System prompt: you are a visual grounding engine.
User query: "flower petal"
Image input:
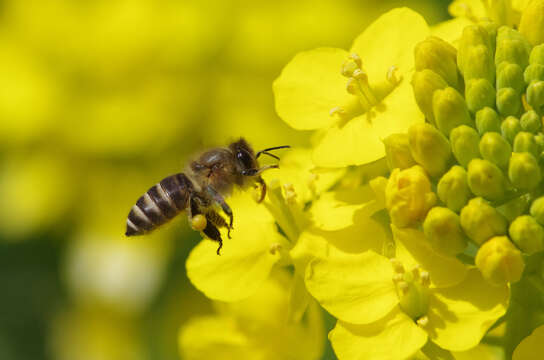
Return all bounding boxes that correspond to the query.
[350,8,429,85]
[186,192,288,301]
[428,268,509,351]
[392,225,468,288]
[513,325,544,360]
[431,18,473,46]
[330,308,428,360]
[273,47,351,130]
[313,79,423,167]
[305,249,398,324]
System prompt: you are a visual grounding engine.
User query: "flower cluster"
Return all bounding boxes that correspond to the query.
[179,2,544,360]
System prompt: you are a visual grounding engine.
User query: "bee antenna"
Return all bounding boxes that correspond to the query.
[256,145,290,159]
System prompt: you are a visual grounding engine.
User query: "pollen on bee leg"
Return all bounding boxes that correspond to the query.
[191,214,207,231]
[416,315,429,327]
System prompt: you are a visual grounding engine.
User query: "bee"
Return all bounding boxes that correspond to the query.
[125,138,289,255]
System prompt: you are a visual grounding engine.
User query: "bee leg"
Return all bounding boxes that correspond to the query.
[202,220,223,255]
[255,176,266,203]
[206,186,233,236]
[205,210,231,239]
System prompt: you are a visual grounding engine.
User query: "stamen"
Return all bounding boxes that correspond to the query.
[349,53,362,68]
[392,273,404,283]
[330,106,347,118]
[283,183,297,205]
[398,281,409,294]
[390,258,405,274]
[387,66,402,85]
[417,315,429,327]
[269,242,283,255]
[420,271,430,287]
[352,69,378,106]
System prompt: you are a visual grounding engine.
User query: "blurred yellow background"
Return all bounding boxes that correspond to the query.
[0,1,451,359]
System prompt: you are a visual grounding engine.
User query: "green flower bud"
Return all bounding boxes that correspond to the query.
[475,236,525,285]
[519,0,544,47]
[458,25,493,77]
[478,20,498,53]
[497,195,530,222]
[520,110,542,133]
[476,107,501,134]
[383,133,416,171]
[508,152,542,190]
[527,81,544,115]
[432,87,473,136]
[530,44,544,65]
[408,123,452,177]
[437,165,472,212]
[509,215,544,254]
[467,159,508,201]
[411,70,449,125]
[479,132,512,169]
[450,125,481,167]
[465,78,496,113]
[385,166,437,228]
[495,27,530,68]
[460,198,508,245]
[415,37,459,89]
[534,133,544,152]
[497,87,522,117]
[513,131,539,157]
[524,64,544,84]
[496,62,525,93]
[530,196,544,225]
[423,207,468,256]
[465,45,496,83]
[501,116,522,143]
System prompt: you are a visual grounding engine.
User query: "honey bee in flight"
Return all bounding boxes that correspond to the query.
[125,138,289,255]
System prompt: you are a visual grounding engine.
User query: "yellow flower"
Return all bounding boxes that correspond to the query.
[513,324,544,360]
[178,271,324,360]
[273,8,429,167]
[305,241,508,360]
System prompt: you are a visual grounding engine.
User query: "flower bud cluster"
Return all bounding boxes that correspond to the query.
[384,22,544,285]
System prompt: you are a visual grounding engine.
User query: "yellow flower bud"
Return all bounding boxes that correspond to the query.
[524,64,544,84]
[520,110,542,133]
[450,125,481,167]
[458,25,494,78]
[476,107,501,135]
[460,198,508,245]
[383,133,416,170]
[497,87,522,117]
[479,132,512,169]
[501,116,522,143]
[463,45,496,83]
[437,165,472,212]
[475,236,525,286]
[408,123,452,177]
[530,44,544,65]
[495,27,531,68]
[519,0,544,46]
[508,152,542,191]
[509,215,544,254]
[411,69,448,125]
[423,207,468,256]
[467,159,508,201]
[414,37,459,89]
[513,131,539,157]
[465,78,496,114]
[432,87,473,136]
[385,166,437,228]
[530,196,544,225]
[496,62,524,94]
[527,81,544,115]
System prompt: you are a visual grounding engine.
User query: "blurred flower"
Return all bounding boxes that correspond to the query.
[178,270,324,360]
[513,324,544,360]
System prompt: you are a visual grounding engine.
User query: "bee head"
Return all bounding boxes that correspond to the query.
[230,138,258,172]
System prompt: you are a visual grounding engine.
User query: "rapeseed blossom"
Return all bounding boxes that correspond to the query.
[273,8,428,167]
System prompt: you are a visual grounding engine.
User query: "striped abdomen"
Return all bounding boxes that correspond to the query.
[126,173,193,236]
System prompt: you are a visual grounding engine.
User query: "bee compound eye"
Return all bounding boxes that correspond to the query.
[237,150,253,169]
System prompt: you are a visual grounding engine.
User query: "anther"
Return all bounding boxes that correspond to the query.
[387,65,403,85]
[346,77,360,95]
[330,106,347,118]
[392,273,404,283]
[283,183,297,205]
[269,243,283,255]
[417,316,429,327]
[420,271,430,287]
[350,53,362,68]
[398,281,409,294]
[411,266,421,280]
[390,258,405,274]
